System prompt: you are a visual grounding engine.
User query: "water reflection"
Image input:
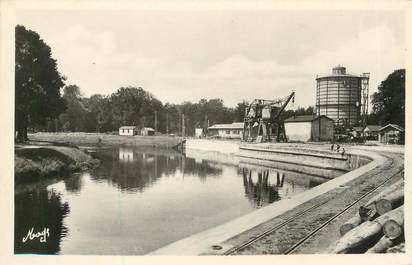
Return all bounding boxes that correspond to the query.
[347,154,369,170]
[15,188,70,254]
[91,148,223,193]
[119,147,134,162]
[63,174,83,194]
[242,168,280,208]
[240,166,327,208]
[14,147,335,255]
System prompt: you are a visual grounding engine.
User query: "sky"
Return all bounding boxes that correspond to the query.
[16,9,405,108]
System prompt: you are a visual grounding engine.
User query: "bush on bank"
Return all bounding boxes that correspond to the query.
[15,146,99,183]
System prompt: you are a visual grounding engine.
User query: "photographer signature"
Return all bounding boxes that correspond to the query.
[22,227,50,243]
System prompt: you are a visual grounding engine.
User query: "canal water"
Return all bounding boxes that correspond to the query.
[15,147,336,255]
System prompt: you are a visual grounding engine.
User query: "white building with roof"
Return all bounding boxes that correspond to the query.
[207,122,244,139]
[119,126,137,136]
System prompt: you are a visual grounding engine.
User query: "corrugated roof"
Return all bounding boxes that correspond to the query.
[284,115,333,123]
[142,127,155,131]
[208,122,244,130]
[379,124,404,132]
[119,126,136,129]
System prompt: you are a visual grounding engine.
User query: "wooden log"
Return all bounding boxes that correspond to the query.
[340,215,362,236]
[375,189,404,216]
[366,236,395,253]
[359,180,404,221]
[374,206,403,227]
[387,242,405,253]
[383,219,403,240]
[333,206,404,254]
[333,221,381,254]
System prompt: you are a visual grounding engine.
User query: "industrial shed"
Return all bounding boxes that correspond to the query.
[379,124,404,144]
[284,115,334,142]
[364,125,381,140]
[141,127,155,136]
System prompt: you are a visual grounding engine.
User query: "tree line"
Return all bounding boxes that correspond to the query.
[15,25,405,142]
[51,84,244,135]
[28,83,317,137]
[40,83,322,136]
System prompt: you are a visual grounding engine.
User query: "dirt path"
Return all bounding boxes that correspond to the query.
[221,151,404,255]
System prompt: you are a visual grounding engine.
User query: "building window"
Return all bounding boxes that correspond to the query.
[226,130,230,134]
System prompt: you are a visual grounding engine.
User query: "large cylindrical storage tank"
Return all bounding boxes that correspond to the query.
[316,66,362,127]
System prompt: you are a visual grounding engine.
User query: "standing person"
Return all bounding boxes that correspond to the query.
[331,143,334,151]
[336,144,340,152]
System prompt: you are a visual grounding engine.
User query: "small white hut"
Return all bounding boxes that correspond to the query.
[119,126,137,136]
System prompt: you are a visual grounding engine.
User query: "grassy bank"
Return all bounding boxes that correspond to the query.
[29,132,182,148]
[15,146,99,183]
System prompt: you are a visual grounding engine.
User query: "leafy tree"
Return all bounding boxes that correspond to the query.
[234,101,249,122]
[82,94,112,132]
[58,85,87,132]
[163,103,180,134]
[293,106,315,116]
[371,69,405,127]
[109,86,163,131]
[15,25,66,142]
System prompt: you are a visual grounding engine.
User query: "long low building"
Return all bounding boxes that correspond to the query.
[207,122,244,139]
[284,115,334,142]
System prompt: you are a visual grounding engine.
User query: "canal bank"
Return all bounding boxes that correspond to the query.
[15,144,99,184]
[28,132,183,149]
[15,145,324,255]
[224,150,404,255]
[150,140,403,255]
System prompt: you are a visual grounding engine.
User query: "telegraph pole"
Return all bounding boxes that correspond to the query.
[166,112,169,135]
[154,111,157,132]
[182,114,185,139]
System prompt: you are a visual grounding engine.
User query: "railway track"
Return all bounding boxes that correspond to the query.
[223,154,403,255]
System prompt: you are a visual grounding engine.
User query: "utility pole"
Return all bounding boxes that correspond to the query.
[182,113,185,139]
[166,112,169,135]
[154,111,157,132]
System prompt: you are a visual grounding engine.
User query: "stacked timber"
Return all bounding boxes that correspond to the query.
[359,179,404,221]
[332,176,404,254]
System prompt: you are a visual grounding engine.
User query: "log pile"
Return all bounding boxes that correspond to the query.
[332,176,405,254]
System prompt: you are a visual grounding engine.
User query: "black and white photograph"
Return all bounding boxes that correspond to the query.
[0,0,410,264]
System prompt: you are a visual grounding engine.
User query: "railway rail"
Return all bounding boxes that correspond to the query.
[223,154,402,255]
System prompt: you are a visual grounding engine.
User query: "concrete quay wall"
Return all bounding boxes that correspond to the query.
[149,146,384,255]
[238,145,369,172]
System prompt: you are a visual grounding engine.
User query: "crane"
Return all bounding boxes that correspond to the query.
[242,92,295,143]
